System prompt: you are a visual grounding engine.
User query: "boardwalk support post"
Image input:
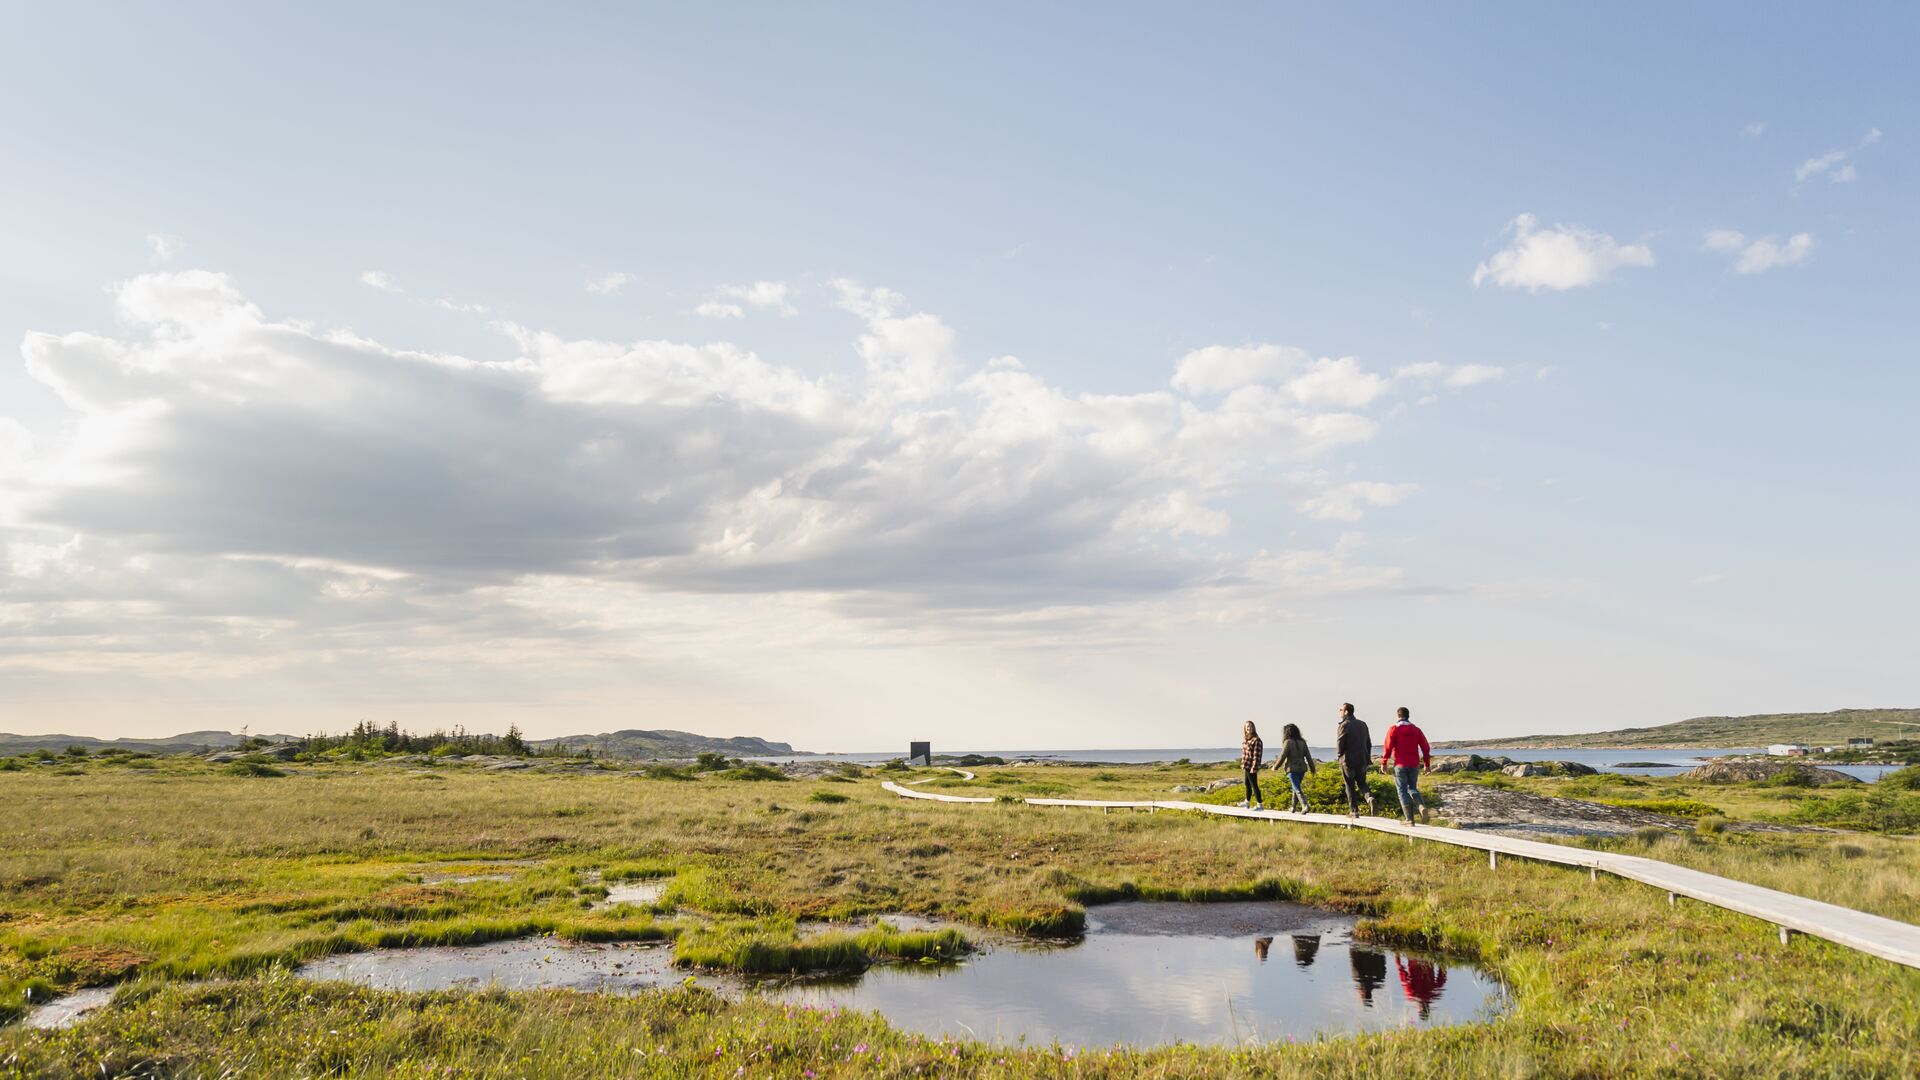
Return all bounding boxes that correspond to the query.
[1489,850,1498,870]
[1590,866,1598,883]
[1780,926,1795,946]
[1669,892,1678,907]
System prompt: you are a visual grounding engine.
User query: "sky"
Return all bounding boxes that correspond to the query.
[1,4,1915,750]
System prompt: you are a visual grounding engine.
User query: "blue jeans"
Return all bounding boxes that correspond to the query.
[1286,770,1309,811]
[1393,766,1426,820]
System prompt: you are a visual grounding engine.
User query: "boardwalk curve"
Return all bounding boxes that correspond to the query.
[882,774,1920,970]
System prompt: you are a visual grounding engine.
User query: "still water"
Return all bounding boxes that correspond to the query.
[286,902,1502,1047]
[765,901,1504,1046]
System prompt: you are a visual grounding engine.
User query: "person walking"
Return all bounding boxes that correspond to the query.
[1239,721,1265,809]
[1381,706,1433,824]
[1334,703,1375,816]
[1274,722,1316,812]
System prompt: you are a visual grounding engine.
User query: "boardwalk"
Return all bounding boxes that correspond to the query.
[882,774,1920,970]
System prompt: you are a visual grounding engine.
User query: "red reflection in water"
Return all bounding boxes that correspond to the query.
[1396,956,1448,1019]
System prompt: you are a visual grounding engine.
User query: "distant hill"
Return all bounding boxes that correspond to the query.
[1440,708,1920,750]
[1,726,800,759]
[528,728,801,759]
[0,730,300,755]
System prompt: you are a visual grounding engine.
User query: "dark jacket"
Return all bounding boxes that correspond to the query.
[1276,737,1316,775]
[1335,715,1371,771]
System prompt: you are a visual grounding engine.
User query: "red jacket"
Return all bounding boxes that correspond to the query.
[1381,721,1430,770]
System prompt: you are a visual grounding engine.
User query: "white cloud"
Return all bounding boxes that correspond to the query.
[1444,364,1505,387]
[1741,121,1767,138]
[2,270,1501,691]
[1393,361,1505,388]
[1795,151,1854,184]
[1704,229,1814,274]
[145,232,184,261]
[1285,356,1388,408]
[359,270,397,290]
[696,281,797,319]
[1795,130,1880,187]
[1299,481,1417,522]
[1171,344,1306,394]
[585,272,633,296]
[1472,213,1655,292]
[717,280,796,316]
[833,279,960,403]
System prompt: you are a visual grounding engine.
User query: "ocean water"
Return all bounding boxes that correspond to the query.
[757,745,1897,782]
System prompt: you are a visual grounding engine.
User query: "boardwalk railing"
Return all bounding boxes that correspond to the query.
[882,774,1920,970]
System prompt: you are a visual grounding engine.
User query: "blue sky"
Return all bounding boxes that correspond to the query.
[1,4,1914,748]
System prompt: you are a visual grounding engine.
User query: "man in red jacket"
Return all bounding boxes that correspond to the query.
[1380,706,1432,824]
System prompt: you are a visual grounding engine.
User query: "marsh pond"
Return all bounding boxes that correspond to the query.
[278,900,1503,1048]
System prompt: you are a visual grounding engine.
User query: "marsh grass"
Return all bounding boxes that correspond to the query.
[1,757,1917,1076]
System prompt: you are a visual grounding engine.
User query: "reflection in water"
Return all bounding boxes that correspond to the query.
[768,904,1501,1046]
[1350,946,1388,1006]
[1292,933,1321,969]
[1398,956,1448,1019]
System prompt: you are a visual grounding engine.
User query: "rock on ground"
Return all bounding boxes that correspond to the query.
[1430,754,1597,777]
[1685,760,1860,785]
[1433,784,1691,838]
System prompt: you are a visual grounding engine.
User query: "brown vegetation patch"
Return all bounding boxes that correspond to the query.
[48,943,154,984]
[371,885,459,906]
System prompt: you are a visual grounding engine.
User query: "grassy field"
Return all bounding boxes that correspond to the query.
[1440,707,1920,749]
[2,753,1918,1077]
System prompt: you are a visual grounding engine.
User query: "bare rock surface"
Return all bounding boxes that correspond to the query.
[1430,754,1597,777]
[1433,784,1691,838]
[1434,785,1835,838]
[1685,760,1860,785]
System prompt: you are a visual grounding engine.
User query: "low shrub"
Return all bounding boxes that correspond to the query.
[717,765,787,782]
[807,790,850,804]
[226,762,288,778]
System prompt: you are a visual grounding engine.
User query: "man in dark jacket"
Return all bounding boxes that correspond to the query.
[1334,703,1375,816]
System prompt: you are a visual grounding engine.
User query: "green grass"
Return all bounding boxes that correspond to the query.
[1,755,1917,1076]
[1597,797,1725,818]
[672,919,967,973]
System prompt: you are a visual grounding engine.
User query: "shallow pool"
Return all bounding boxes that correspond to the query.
[764,901,1503,1046]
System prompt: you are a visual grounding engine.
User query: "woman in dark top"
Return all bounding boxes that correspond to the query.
[1274,722,1317,812]
[1239,721,1264,809]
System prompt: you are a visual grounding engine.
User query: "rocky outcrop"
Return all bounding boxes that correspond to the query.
[1685,760,1860,785]
[1171,778,1242,794]
[1429,754,1597,777]
[1434,784,1691,837]
[205,742,301,763]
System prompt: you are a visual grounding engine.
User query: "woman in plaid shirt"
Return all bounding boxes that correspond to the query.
[1240,721,1265,809]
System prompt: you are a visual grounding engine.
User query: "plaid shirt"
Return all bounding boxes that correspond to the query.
[1240,734,1263,771]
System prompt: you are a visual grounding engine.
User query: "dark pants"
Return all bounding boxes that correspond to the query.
[1243,769,1263,806]
[1339,763,1372,814]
